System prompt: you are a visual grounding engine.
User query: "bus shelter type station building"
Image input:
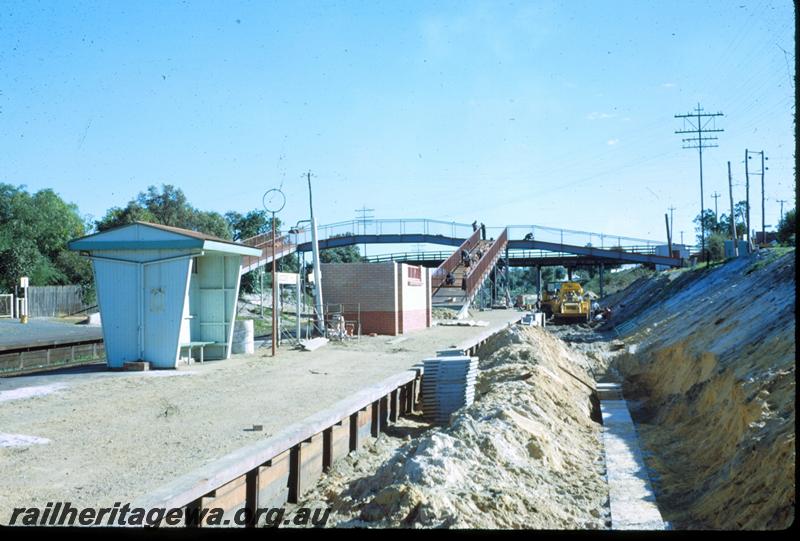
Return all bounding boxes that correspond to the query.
[69,222,261,369]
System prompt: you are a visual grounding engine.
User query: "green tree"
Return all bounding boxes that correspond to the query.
[716,201,749,239]
[225,210,271,241]
[319,234,363,263]
[777,208,795,245]
[0,184,91,292]
[96,184,231,239]
[693,208,722,246]
[707,232,726,260]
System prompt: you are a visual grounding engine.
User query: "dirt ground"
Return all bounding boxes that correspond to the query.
[0,310,519,523]
[288,325,610,529]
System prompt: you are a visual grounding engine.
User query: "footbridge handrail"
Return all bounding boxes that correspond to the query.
[289,218,664,251]
[431,228,482,291]
[465,228,508,295]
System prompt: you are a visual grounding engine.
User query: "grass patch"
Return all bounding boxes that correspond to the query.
[747,246,795,274]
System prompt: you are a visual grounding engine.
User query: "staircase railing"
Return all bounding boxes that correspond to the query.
[464,228,508,298]
[430,228,482,292]
[240,231,296,272]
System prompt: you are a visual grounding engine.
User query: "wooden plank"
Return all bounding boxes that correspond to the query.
[329,421,350,465]
[199,474,247,525]
[298,434,324,496]
[257,451,290,508]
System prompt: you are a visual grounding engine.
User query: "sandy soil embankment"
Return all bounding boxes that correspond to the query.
[607,249,795,529]
[291,326,609,528]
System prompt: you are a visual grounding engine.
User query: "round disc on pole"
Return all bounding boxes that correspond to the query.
[263,188,286,213]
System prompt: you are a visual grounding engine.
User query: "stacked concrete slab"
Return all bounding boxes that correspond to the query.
[422,355,478,424]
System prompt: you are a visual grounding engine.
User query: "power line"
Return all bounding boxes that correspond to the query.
[675,103,724,265]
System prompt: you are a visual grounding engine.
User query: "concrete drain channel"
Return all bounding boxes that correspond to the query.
[596,382,667,530]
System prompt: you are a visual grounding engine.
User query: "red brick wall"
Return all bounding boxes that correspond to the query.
[341,310,399,336]
[320,262,432,336]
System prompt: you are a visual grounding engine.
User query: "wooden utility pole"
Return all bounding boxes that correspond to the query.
[711,192,721,222]
[728,161,738,257]
[675,104,724,266]
[745,149,751,245]
[664,213,672,256]
[778,199,787,222]
[760,151,767,245]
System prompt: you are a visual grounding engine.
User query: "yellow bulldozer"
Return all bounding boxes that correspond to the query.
[540,281,592,323]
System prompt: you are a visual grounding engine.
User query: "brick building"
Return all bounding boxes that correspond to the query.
[320,262,432,336]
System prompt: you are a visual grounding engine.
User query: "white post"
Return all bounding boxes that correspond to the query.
[296,274,301,342]
[310,216,325,332]
[19,276,29,323]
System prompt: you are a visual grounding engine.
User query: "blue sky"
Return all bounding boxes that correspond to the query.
[0,0,794,247]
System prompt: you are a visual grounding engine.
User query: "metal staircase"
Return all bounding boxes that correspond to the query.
[240,231,297,274]
[432,229,509,318]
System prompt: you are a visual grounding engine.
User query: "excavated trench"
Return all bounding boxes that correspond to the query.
[583,249,794,530]
[283,249,793,530]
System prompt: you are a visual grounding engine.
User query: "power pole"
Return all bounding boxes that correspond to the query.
[778,199,788,222]
[745,149,768,245]
[664,213,672,256]
[668,205,676,242]
[744,149,750,245]
[355,205,374,258]
[680,230,684,245]
[675,104,724,266]
[728,161,738,257]
[306,171,325,334]
[711,192,721,222]
[760,151,768,244]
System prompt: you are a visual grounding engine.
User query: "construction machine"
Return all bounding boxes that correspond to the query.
[543,281,592,323]
[539,282,562,318]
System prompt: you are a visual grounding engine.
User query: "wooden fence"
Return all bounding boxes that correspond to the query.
[27,285,92,318]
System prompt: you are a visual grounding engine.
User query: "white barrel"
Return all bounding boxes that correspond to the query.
[231,319,255,355]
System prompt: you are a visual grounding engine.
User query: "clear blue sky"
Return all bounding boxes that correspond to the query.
[1,0,794,246]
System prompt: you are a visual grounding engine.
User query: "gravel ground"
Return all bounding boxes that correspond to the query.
[0,310,520,523]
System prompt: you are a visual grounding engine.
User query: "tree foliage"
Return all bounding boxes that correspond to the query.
[0,184,92,291]
[225,210,271,241]
[693,202,748,246]
[319,234,363,263]
[96,184,231,239]
[506,266,567,296]
[777,208,796,245]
